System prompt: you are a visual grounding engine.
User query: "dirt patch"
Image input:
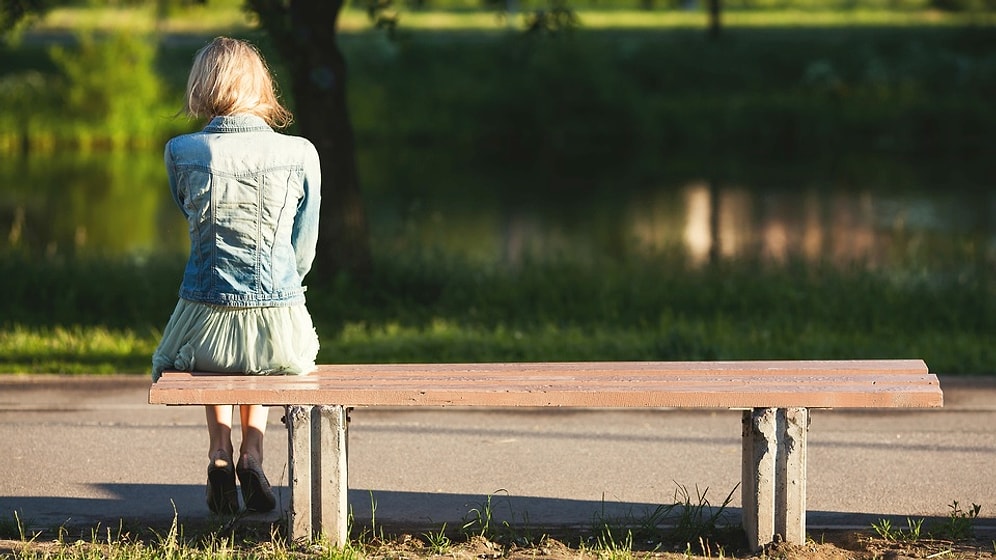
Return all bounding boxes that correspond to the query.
[354,529,995,560]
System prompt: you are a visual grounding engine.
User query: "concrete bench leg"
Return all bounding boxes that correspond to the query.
[313,405,349,545]
[286,405,313,541]
[285,405,349,545]
[741,407,809,551]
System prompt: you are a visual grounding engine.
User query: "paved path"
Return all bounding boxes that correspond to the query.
[1,375,995,538]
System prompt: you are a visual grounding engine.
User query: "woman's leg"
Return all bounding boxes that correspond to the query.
[236,404,276,511]
[205,405,239,513]
[206,405,235,464]
[239,404,268,463]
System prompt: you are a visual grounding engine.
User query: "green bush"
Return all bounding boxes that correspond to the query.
[49,31,167,146]
[3,24,995,157]
[0,32,190,150]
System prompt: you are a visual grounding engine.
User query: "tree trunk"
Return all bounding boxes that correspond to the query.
[708,0,721,40]
[247,0,372,279]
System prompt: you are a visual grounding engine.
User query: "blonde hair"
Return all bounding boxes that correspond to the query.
[184,37,293,128]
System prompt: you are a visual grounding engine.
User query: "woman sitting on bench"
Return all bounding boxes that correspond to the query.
[151,36,322,515]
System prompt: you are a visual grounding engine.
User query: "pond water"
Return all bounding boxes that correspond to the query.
[0,149,993,272]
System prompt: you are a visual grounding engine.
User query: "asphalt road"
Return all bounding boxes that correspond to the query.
[1,374,994,538]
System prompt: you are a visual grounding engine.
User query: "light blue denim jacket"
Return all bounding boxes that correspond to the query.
[165,114,321,307]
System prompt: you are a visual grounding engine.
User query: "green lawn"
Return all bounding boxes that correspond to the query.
[23,2,990,38]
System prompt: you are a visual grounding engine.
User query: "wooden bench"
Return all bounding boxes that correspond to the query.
[149,359,942,551]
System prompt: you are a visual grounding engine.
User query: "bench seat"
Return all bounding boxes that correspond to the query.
[149,359,942,550]
[150,359,940,408]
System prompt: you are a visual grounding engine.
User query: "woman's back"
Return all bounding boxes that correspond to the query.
[166,114,321,307]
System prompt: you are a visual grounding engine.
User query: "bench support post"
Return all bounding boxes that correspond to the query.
[741,407,809,551]
[285,405,349,545]
[313,405,349,546]
[286,405,313,541]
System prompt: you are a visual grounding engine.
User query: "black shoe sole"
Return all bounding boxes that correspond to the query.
[237,461,276,513]
[207,465,239,514]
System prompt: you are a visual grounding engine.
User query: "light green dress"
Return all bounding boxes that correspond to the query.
[151,298,319,381]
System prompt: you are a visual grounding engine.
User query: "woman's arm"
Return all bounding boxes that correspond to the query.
[292,140,322,280]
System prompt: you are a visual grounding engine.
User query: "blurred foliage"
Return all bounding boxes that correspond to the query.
[1,6,994,153]
[522,0,579,34]
[359,0,992,10]
[0,31,189,151]
[926,0,996,10]
[49,32,165,142]
[339,25,996,177]
[0,0,48,40]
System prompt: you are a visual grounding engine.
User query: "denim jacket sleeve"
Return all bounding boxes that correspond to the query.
[292,140,322,280]
[164,140,183,213]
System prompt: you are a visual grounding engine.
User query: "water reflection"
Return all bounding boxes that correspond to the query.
[0,152,186,256]
[628,181,993,268]
[0,150,992,272]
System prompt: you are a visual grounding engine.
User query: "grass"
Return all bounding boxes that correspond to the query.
[0,248,991,375]
[0,325,156,374]
[2,494,993,559]
[23,3,993,37]
[867,502,988,559]
[0,484,742,557]
[19,0,253,37]
[345,7,995,31]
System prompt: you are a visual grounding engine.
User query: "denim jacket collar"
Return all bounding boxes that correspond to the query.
[203,114,272,134]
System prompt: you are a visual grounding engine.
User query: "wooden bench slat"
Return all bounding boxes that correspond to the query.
[330,359,928,374]
[160,359,929,377]
[155,373,936,389]
[156,375,936,388]
[150,359,941,409]
[150,391,938,408]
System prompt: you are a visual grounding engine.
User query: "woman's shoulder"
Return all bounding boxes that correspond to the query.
[279,133,320,161]
[165,130,206,149]
[281,132,317,149]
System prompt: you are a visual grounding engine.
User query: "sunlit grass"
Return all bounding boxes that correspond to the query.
[295,6,995,32]
[29,0,253,36]
[318,318,993,374]
[3,496,992,559]
[3,246,989,375]
[3,315,988,376]
[0,325,157,374]
[27,4,989,38]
